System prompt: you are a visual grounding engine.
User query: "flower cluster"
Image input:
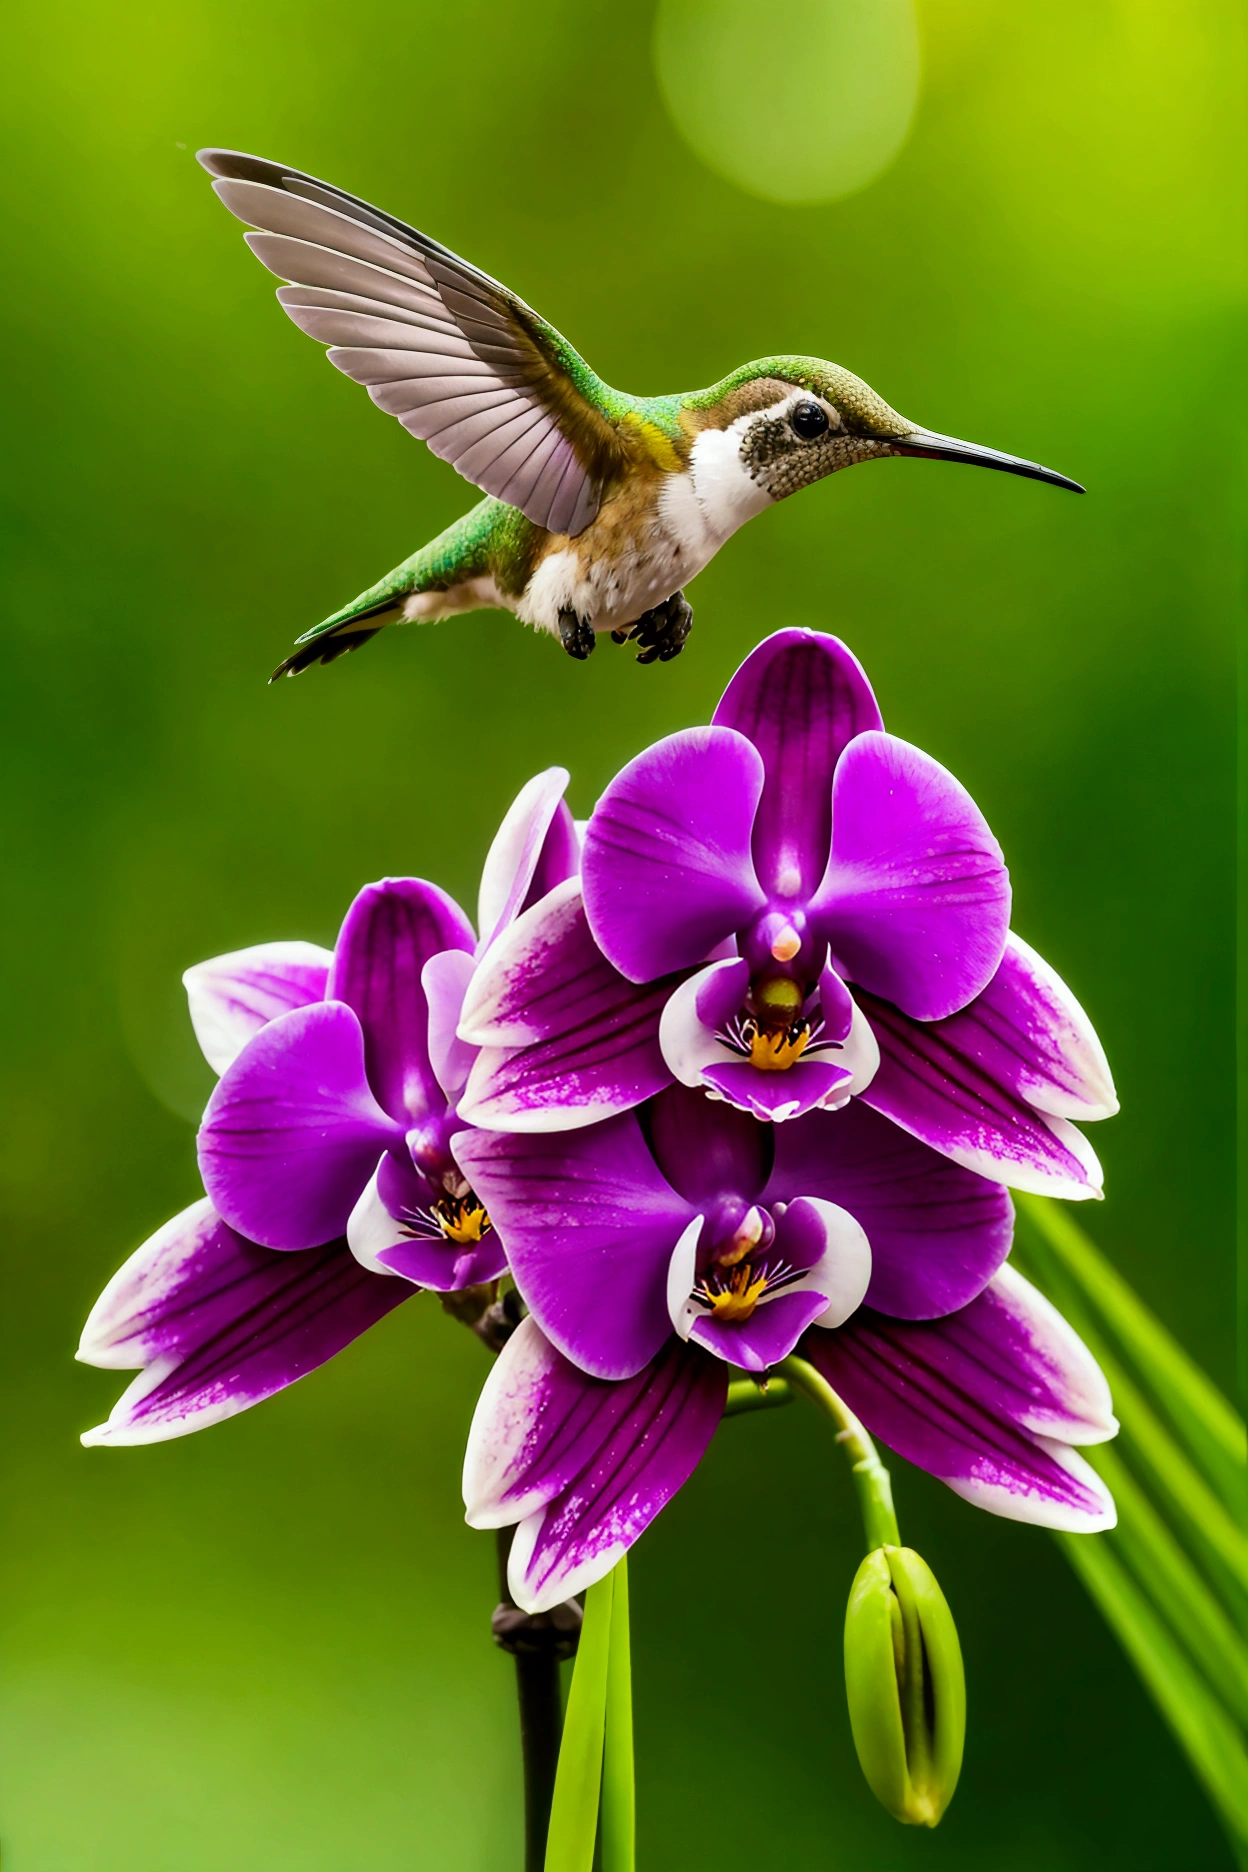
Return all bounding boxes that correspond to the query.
[79,630,1119,1615]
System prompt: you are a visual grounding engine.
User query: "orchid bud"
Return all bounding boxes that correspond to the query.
[843,1546,965,1827]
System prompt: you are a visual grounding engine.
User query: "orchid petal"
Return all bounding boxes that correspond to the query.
[858,985,1106,1200]
[78,1199,408,1445]
[199,1001,404,1250]
[659,960,751,1089]
[463,1319,726,1613]
[422,948,479,1102]
[765,1100,1013,1319]
[347,1159,506,1291]
[477,766,580,951]
[690,1291,831,1371]
[804,1274,1117,1532]
[666,1217,705,1338]
[645,1082,770,1207]
[184,941,332,1074]
[815,732,1010,1021]
[452,1118,694,1380]
[684,1196,870,1371]
[700,1058,854,1122]
[458,883,674,1132]
[713,629,883,900]
[582,727,767,982]
[777,1196,872,1329]
[328,879,475,1126]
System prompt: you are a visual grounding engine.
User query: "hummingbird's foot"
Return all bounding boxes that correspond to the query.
[558,608,596,660]
[627,592,694,665]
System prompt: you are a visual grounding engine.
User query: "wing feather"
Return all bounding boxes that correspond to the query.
[203,151,625,535]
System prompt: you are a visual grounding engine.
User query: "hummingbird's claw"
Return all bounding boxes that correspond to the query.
[628,592,694,666]
[558,608,596,660]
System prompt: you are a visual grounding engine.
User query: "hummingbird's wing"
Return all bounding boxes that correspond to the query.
[199,151,626,538]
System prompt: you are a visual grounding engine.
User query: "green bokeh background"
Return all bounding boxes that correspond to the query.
[1,2,1241,1866]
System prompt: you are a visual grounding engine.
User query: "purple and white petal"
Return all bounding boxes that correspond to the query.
[346,1154,428,1278]
[458,884,674,1132]
[199,1001,405,1251]
[464,1318,726,1613]
[477,766,580,951]
[700,1057,854,1122]
[347,1160,506,1291]
[660,962,850,1119]
[1003,935,1116,1119]
[953,933,1116,1121]
[659,960,751,1089]
[815,733,1010,1022]
[690,1292,830,1372]
[328,878,475,1126]
[422,948,479,1103]
[803,1281,1117,1532]
[837,996,882,1097]
[858,987,1106,1200]
[680,1198,870,1372]
[582,728,768,982]
[78,1199,409,1445]
[777,1195,872,1329]
[766,1100,1013,1319]
[452,1117,695,1380]
[713,629,883,901]
[184,941,332,1074]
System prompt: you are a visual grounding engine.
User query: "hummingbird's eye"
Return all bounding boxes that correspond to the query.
[789,399,830,440]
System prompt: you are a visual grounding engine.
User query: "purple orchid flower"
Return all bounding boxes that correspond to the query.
[457,631,1116,1201]
[455,1086,1115,1612]
[77,770,578,1445]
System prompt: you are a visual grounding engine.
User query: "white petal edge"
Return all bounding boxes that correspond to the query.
[459,877,583,1046]
[987,1263,1118,1444]
[838,999,881,1099]
[346,1162,416,1278]
[422,948,479,1101]
[508,1503,630,1615]
[477,766,572,953]
[659,962,740,1087]
[946,1439,1117,1533]
[183,940,333,1074]
[80,1354,253,1448]
[666,1216,706,1339]
[873,1099,1105,1202]
[456,1046,635,1134]
[792,1198,873,1329]
[462,1316,569,1530]
[1005,932,1119,1121]
[77,1197,219,1370]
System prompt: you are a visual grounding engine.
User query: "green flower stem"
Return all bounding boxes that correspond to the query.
[723,1375,794,1416]
[601,1557,636,1872]
[545,1571,615,1872]
[778,1355,901,1551]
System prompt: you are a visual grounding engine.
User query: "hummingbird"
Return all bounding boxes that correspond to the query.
[200,150,1083,677]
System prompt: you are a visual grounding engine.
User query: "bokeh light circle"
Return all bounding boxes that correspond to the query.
[653,0,921,205]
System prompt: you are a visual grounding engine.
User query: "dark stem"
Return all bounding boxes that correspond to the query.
[492,1530,583,1870]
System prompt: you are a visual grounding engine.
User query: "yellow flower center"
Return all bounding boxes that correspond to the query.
[744,1017,812,1073]
[699,1261,771,1323]
[433,1192,491,1245]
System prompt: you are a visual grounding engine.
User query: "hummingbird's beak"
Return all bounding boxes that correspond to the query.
[892,427,1084,493]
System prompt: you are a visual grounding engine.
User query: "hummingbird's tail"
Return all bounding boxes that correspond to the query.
[268,555,427,681]
[269,603,396,680]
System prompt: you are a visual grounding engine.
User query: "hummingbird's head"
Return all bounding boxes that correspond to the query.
[685,357,1081,526]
